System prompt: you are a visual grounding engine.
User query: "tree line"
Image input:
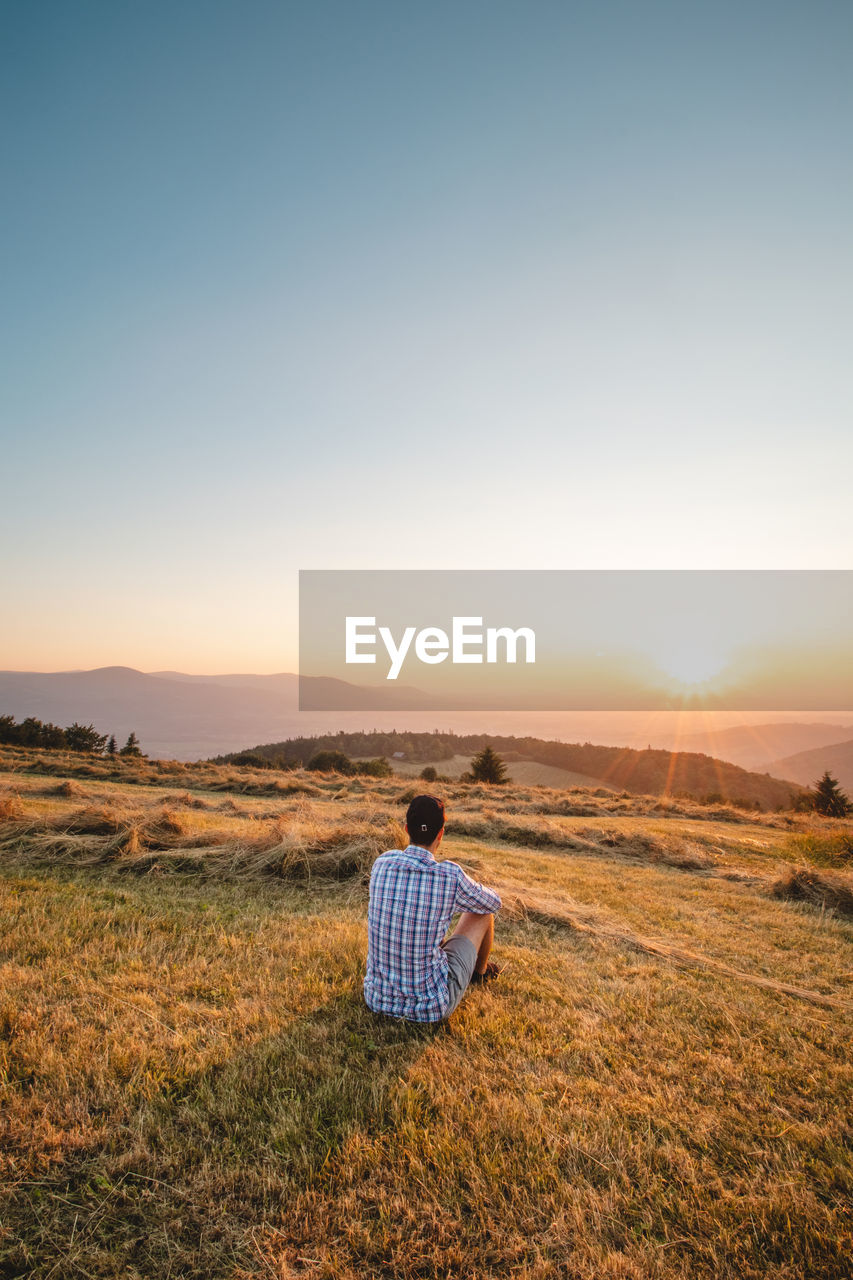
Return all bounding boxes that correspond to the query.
[221,729,802,809]
[0,714,143,758]
[215,729,458,767]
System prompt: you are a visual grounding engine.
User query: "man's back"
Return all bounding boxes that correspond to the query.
[364,842,501,1022]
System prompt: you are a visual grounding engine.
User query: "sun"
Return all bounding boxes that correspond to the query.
[648,640,731,689]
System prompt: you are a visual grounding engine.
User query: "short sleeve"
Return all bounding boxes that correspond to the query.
[450,863,502,914]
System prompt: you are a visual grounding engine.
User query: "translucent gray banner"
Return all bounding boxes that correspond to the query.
[298,570,853,711]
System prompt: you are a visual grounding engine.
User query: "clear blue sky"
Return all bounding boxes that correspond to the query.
[2,1,851,671]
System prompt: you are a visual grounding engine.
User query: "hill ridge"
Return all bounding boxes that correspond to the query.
[221,729,805,809]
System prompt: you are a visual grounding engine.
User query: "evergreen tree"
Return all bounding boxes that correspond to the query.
[119,732,143,758]
[19,717,46,747]
[469,745,508,784]
[105,735,118,757]
[813,771,852,817]
[66,722,108,754]
[41,722,68,749]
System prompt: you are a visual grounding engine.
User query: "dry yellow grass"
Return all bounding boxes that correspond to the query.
[1,746,851,1279]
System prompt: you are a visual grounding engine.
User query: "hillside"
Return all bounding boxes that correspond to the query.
[769,738,853,794]
[676,721,853,770]
[1,745,851,1278]
[229,729,806,810]
[357,752,616,791]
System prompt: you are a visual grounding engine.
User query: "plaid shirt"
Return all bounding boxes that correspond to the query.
[364,844,502,1022]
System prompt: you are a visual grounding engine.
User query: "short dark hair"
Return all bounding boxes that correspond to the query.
[405,794,445,845]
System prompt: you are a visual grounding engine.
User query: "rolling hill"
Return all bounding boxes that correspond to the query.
[230,729,806,809]
[676,721,853,770]
[768,738,853,794]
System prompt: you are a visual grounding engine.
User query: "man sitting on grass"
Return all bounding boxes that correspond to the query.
[364,794,502,1023]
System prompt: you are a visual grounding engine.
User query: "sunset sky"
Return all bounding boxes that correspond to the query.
[3,2,852,675]
[299,570,853,709]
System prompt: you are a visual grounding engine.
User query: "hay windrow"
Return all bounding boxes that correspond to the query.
[0,803,409,881]
[163,791,213,810]
[0,793,25,821]
[0,788,806,888]
[228,815,408,881]
[52,779,84,798]
[771,866,853,918]
[61,805,127,836]
[448,810,717,874]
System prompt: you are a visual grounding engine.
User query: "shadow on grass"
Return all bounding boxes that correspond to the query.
[2,988,446,1279]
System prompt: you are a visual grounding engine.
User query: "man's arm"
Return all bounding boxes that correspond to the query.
[452,864,502,915]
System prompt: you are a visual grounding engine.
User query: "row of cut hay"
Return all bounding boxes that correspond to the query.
[0,793,25,821]
[579,825,715,870]
[102,813,408,880]
[0,746,325,797]
[150,790,214,810]
[0,797,407,882]
[220,814,408,880]
[771,866,853,917]
[202,776,322,797]
[0,791,744,880]
[445,808,717,872]
[391,781,786,826]
[46,779,85,798]
[0,802,198,866]
[448,809,597,850]
[0,801,211,863]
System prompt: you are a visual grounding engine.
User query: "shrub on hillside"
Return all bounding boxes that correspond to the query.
[230,752,275,769]
[355,758,393,778]
[307,750,355,775]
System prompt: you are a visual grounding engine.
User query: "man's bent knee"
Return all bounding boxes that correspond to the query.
[448,910,493,948]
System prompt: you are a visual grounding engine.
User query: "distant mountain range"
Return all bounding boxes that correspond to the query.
[0,667,296,760]
[1,668,851,784]
[0,667,452,759]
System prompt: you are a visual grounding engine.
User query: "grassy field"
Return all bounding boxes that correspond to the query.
[1,746,851,1279]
